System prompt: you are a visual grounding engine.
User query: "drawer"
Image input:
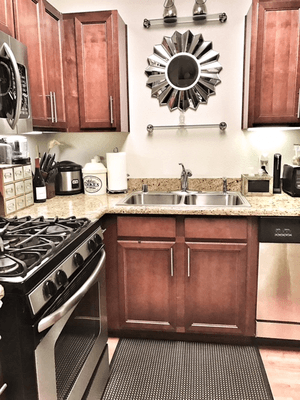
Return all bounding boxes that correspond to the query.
[117,216,176,238]
[2,168,13,183]
[23,164,32,179]
[4,183,15,199]
[25,192,34,206]
[13,166,23,181]
[15,180,25,196]
[184,217,248,240]
[24,179,33,194]
[5,198,16,214]
[16,195,26,210]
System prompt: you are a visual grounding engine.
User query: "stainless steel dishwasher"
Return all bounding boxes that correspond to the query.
[257,217,300,340]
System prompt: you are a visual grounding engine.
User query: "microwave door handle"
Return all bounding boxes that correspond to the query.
[37,247,106,333]
[1,43,22,130]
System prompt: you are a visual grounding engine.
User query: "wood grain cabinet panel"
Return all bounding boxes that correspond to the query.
[118,240,177,332]
[243,0,300,128]
[14,0,66,130]
[0,0,14,36]
[63,10,129,132]
[184,242,248,335]
[104,215,258,339]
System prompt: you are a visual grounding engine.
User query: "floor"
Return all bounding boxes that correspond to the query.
[107,338,300,400]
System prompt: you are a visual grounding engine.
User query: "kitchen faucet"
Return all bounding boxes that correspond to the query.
[179,163,192,192]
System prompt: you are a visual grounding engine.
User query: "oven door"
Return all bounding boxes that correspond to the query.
[34,246,108,400]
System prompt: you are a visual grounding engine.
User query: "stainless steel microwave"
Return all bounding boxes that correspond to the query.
[0,30,32,134]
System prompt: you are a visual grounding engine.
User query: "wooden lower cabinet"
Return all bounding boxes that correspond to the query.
[184,242,248,335]
[117,240,176,331]
[103,215,259,339]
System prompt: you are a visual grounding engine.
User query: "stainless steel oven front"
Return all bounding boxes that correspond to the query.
[35,245,108,400]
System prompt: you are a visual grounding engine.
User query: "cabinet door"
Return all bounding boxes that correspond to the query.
[0,0,14,36]
[63,11,129,132]
[118,240,177,332]
[184,242,248,335]
[14,0,66,130]
[39,0,66,129]
[243,0,300,127]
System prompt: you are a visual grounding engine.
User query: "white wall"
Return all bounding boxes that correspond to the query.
[31,0,300,178]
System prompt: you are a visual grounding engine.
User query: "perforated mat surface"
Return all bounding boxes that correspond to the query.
[102,339,273,400]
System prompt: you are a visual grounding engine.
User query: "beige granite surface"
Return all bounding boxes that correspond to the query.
[7,177,300,220]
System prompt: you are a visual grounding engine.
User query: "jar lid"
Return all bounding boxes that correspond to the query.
[83,159,107,173]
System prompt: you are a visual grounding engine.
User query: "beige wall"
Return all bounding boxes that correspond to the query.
[30,0,300,178]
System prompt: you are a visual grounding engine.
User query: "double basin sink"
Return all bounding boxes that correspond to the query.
[117,191,251,208]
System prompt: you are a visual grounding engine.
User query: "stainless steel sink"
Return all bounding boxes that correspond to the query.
[117,192,183,205]
[183,192,249,206]
[116,191,251,208]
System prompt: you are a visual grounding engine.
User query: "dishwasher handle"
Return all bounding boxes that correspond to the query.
[38,248,106,333]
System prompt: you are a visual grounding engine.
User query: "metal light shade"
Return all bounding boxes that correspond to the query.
[163,0,177,23]
[193,0,207,20]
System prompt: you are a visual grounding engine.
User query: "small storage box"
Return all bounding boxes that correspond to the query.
[241,174,273,196]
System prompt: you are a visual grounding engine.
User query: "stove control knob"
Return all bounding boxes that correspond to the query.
[88,239,96,252]
[73,252,84,268]
[43,280,57,298]
[94,234,102,247]
[56,270,68,287]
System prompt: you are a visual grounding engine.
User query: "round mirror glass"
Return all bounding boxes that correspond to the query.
[166,54,200,90]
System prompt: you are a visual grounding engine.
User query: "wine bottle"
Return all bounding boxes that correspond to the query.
[33,157,47,203]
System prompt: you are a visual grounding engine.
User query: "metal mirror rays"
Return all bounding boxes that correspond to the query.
[145,30,222,112]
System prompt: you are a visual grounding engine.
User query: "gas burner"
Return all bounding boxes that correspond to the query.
[0,215,90,278]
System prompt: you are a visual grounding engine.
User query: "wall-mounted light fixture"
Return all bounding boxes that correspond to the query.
[163,0,177,23]
[192,0,207,21]
[144,0,227,28]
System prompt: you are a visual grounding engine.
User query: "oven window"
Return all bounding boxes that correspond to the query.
[0,58,16,119]
[54,282,100,400]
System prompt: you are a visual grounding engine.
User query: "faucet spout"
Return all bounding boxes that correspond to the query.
[222,177,227,193]
[179,163,192,192]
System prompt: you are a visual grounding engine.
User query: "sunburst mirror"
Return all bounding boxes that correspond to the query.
[145,30,222,112]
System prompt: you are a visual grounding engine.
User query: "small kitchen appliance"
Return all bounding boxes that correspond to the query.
[55,161,83,195]
[257,217,300,340]
[241,174,273,196]
[282,164,300,197]
[5,135,30,164]
[0,215,109,399]
[0,31,32,134]
[0,139,12,164]
[273,153,281,194]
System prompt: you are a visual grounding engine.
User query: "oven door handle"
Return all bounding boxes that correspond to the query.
[0,43,22,130]
[37,248,106,333]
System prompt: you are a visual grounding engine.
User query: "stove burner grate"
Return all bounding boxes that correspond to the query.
[0,215,89,278]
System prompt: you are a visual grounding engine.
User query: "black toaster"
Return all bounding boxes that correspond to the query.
[282,164,300,197]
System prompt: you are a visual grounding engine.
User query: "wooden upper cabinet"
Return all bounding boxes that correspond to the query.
[63,11,129,132]
[242,0,300,128]
[0,0,14,36]
[14,0,66,131]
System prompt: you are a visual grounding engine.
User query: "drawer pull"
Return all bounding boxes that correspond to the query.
[170,247,174,277]
[0,383,7,395]
[187,247,191,277]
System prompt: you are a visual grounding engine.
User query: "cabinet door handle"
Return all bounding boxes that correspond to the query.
[187,247,191,277]
[109,96,114,125]
[170,247,174,277]
[297,89,300,118]
[0,383,7,395]
[46,92,55,122]
[53,92,58,123]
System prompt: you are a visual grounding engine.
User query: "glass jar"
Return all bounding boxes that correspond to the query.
[293,144,300,165]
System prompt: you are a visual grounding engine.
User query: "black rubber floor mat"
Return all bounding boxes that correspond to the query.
[102,338,274,400]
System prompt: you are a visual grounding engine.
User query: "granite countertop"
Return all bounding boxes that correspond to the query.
[8,190,300,220]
